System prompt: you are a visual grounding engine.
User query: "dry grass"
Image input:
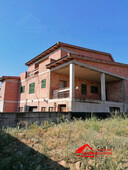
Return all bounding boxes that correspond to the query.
[1,115,128,169]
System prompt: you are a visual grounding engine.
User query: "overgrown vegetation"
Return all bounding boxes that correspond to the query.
[0,114,128,169]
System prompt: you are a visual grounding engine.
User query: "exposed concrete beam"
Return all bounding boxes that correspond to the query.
[50,60,72,71]
[50,59,127,80]
[72,60,127,80]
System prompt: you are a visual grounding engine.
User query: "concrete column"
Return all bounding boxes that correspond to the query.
[122,80,127,102]
[101,73,106,101]
[122,79,127,112]
[70,63,75,101]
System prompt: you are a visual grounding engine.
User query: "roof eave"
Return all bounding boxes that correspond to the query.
[0,76,20,82]
[25,42,61,66]
[25,41,114,66]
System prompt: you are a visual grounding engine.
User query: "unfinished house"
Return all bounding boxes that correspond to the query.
[0,42,128,112]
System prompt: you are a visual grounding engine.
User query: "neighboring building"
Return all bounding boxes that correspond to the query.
[0,42,128,112]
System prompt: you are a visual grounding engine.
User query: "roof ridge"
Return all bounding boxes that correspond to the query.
[25,42,114,66]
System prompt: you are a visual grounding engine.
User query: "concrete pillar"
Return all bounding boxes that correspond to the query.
[70,63,75,101]
[122,79,127,112]
[101,73,106,101]
[122,80,127,102]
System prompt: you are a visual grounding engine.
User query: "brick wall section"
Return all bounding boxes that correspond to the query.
[107,80,123,102]
[2,79,20,112]
[75,58,128,102]
[28,63,35,72]
[61,49,68,58]
[75,77,101,100]
[4,102,18,112]
[20,72,50,101]
[20,72,27,80]
[75,59,128,78]
[27,49,62,75]
[63,47,113,62]
[50,72,101,100]
[4,81,19,101]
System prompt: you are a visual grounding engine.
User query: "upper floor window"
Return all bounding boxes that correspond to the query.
[60,80,67,88]
[81,84,87,94]
[20,86,25,93]
[41,79,46,88]
[35,63,39,69]
[29,83,35,94]
[91,86,98,94]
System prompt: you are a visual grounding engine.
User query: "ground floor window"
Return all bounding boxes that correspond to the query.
[109,107,120,112]
[41,107,46,112]
[19,107,23,112]
[49,107,54,112]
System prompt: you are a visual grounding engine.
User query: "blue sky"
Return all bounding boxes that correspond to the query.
[0,0,128,78]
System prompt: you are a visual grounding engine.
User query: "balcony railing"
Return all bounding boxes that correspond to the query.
[52,87,69,99]
[27,68,39,77]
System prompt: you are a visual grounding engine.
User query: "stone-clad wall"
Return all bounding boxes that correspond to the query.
[0,112,70,128]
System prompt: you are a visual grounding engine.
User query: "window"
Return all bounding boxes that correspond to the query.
[19,107,23,112]
[49,107,54,112]
[91,86,98,94]
[35,63,39,69]
[81,84,87,94]
[60,80,67,88]
[41,107,46,112]
[29,83,35,94]
[109,107,120,112]
[20,86,25,93]
[41,79,46,88]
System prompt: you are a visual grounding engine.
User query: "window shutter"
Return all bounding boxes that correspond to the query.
[41,79,46,88]
[29,83,35,94]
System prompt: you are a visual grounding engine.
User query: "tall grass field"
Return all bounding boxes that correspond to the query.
[0,115,128,169]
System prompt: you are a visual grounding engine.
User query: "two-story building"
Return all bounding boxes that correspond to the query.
[0,42,128,112]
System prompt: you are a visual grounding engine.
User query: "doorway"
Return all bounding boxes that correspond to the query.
[59,104,66,112]
[29,106,37,112]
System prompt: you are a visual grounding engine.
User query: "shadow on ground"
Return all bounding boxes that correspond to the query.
[0,129,69,170]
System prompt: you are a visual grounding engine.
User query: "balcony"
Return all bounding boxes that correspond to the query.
[27,68,39,77]
[52,87,69,99]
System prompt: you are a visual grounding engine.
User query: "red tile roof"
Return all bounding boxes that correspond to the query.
[0,76,20,82]
[25,42,114,66]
